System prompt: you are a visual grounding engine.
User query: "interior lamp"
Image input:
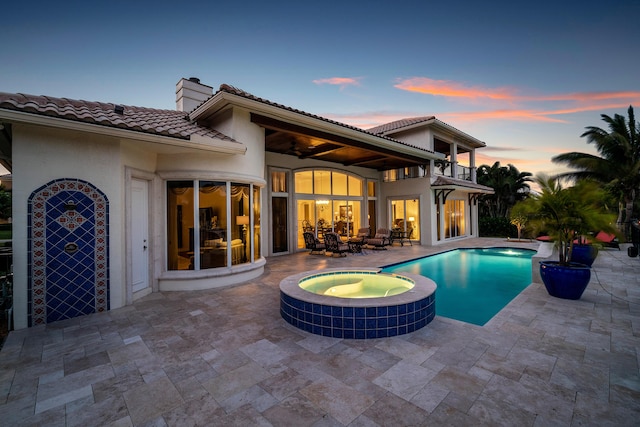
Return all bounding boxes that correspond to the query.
[236,215,250,262]
[237,215,249,232]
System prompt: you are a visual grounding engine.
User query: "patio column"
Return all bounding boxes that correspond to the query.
[450,142,458,179]
[470,149,477,183]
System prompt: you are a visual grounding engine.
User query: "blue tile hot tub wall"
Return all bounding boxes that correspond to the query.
[280,292,435,339]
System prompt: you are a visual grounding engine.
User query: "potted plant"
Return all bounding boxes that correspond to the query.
[513,175,617,300]
[571,234,599,267]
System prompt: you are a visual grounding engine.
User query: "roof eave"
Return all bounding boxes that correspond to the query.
[0,109,246,155]
[431,119,486,148]
[190,91,444,163]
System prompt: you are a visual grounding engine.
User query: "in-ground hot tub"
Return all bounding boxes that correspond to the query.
[279,268,437,339]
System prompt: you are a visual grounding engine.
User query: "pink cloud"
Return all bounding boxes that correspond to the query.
[394,77,518,100]
[394,77,640,110]
[312,77,362,89]
[439,109,568,123]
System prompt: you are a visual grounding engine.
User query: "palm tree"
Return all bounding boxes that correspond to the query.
[553,105,640,238]
[477,161,533,218]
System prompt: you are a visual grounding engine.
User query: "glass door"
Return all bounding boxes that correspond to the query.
[272,197,288,253]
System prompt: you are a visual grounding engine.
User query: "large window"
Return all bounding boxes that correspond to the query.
[294,170,365,249]
[167,180,259,270]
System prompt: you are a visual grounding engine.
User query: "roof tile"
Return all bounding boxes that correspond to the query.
[367,117,436,135]
[0,92,236,142]
[432,176,494,192]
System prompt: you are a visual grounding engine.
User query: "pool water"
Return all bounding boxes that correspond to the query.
[382,248,535,326]
[299,271,414,298]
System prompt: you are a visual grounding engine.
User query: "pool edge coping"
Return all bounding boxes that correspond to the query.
[279,267,437,307]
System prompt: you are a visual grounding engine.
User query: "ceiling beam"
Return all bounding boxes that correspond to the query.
[252,113,431,164]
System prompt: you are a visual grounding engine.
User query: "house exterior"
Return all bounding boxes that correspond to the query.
[0,77,493,330]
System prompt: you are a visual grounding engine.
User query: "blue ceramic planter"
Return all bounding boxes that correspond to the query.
[539,261,591,300]
[571,244,599,267]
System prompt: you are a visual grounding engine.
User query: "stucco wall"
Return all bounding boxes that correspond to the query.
[12,125,125,329]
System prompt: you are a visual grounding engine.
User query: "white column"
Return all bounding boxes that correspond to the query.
[450,142,458,178]
[470,149,477,182]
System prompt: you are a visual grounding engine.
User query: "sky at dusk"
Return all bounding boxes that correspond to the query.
[2,0,639,180]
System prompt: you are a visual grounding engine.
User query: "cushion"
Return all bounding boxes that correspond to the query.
[204,238,222,247]
[219,238,244,247]
[595,231,615,243]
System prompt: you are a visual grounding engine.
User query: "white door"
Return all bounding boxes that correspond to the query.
[132,179,149,293]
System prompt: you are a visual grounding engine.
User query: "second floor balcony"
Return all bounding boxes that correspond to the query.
[383,161,473,183]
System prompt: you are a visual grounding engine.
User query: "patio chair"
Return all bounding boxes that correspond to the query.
[594,231,620,250]
[303,232,325,255]
[404,227,414,246]
[302,219,314,233]
[324,232,350,257]
[356,227,370,239]
[365,228,391,250]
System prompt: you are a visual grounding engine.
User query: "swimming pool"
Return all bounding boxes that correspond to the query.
[382,247,535,326]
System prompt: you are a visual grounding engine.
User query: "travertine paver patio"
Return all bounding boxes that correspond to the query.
[1,238,639,426]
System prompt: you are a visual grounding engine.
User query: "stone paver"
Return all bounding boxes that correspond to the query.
[1,238,639,426]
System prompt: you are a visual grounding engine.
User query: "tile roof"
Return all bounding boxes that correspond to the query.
[366,116,436,135]
[432,176,494,193]
[367,116,485,147]
[0,93,235,142]
[214,84,437,156]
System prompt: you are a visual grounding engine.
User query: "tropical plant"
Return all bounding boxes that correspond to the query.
[513,175,617,265]
[0,186,10,220]
[477,162,533,218]
[552,105,640,239]
[509,207,527,241]
[479,217,517,237]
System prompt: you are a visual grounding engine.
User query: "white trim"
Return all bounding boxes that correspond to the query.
[158,170,266,186]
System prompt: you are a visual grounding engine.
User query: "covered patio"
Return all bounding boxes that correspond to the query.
[1,238,638,426]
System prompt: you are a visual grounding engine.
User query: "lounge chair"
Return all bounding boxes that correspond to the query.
[365,228,392,250]
[303,232,325,255]
[324,232,350,257]
[594,231,620,250]
[356,227,370,239]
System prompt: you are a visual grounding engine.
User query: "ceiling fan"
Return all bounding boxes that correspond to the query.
[286,139,303,156]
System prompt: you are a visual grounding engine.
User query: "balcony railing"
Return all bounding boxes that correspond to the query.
[383,162,473,183]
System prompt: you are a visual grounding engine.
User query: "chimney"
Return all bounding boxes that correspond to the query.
[176,77,213,113]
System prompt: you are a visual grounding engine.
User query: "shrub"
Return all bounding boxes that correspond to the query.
[479,216,519,238]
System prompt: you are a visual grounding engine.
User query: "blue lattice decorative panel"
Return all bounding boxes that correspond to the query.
[28,179,109,326]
